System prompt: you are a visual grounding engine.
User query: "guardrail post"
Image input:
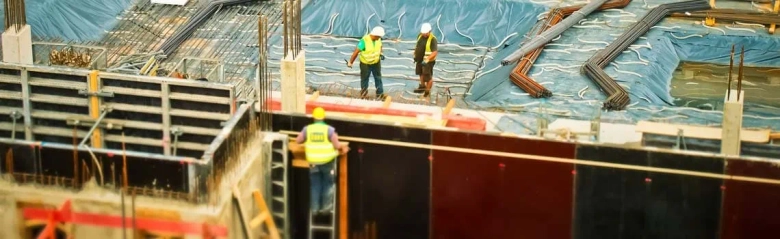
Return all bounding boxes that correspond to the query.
[20,67,33,140]
[162,82,172,156]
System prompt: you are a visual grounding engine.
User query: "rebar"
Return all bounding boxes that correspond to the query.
[258,14,272,131]
[3,0,26,32]
[670,9,780,25]
[502,0,612,65]
[727,44,734,100]
[580,0,711,110]
[282,0,301,58]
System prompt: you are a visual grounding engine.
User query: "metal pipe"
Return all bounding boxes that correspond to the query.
[78,109,111,148]
[502,0,611,65]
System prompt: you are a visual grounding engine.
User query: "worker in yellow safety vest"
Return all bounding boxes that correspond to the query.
[347,26,386,100]
[295,107,344,215]
[414,23,438,99]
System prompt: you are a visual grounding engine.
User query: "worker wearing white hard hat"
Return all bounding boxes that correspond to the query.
[413,23,438,99]
[347,26,386,100]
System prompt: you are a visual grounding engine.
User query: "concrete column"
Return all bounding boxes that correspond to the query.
[2,25,33,64]
[721,89,744,156]
[280,50,306,113]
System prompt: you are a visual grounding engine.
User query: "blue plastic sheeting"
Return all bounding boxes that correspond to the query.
[0,0,131,41]
[301,0,548,46]
[467,0,780,131]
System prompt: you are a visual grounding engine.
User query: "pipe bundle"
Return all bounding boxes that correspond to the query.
[157,0,256,57]
[581,0,711,110]
[501,0,612,65]
[670,9,780,25]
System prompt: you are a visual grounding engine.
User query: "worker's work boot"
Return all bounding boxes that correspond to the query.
[359,89,369,100]
[413,84,425,93]
[377,93,387,100]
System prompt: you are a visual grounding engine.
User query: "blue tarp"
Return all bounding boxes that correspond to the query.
[0,0,131,41]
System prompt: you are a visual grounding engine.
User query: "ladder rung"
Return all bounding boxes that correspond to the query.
[273,196,284,202]
[273,212,285,218]
[272,181,284,187]
[273,149,285,154]
[271,162,284,169]
[310,225,334,230]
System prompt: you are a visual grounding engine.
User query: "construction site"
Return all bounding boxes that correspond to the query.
[0,0,779,238]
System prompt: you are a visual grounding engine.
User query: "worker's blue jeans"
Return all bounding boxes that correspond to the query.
[359,62,383,95]
[310,160,335,213]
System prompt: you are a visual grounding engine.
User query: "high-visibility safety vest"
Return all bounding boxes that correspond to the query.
[417,34,437,61]
[304,123,339,164]
[359,35,382,64]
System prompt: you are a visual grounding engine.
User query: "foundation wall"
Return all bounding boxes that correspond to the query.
[272,112,780,239]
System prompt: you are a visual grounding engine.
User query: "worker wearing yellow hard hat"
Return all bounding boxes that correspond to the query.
[295,107,341,215]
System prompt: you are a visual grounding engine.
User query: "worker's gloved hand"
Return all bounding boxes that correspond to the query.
[346,62,353,68]
[380,54,386,60]
[421,60,428,66]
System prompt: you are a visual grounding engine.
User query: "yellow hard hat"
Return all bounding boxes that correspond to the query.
[312,107,325,120]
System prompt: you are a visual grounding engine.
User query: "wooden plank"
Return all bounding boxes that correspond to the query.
[636,121,771,143]
[382,96,392,108]
[309,91,320,101]
[328,111,446,127]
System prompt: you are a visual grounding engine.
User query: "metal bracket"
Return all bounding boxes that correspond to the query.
[674,129,687,150]
[9,110,22,140]
[66,117,124,130]
[78,89,115,98]
[590,110,601,142]
[171,127,184,156]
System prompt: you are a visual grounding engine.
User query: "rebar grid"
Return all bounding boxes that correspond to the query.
[3,0,26,32]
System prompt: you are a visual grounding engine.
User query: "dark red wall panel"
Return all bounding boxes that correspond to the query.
[721,159,780,239]
[431,131,575,239]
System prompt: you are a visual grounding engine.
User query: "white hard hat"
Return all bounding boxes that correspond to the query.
[370,26,385,37]
[420,23,432,33]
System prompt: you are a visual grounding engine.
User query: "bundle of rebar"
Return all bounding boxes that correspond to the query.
[581,0,711,110]
[670,9,780,25]
[257,14,272,131]
[3,0,26,32]
[282,0,302,59]
[157,0,255,57]
[501,0,612,65]
[508,9,563,98]
[508,0,632,98]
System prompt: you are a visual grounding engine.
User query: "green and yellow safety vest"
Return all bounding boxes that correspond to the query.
[417,33,437,61]
[304,123,338,164]
[359,35,382,64]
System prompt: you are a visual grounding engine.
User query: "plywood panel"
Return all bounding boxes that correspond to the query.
[431,131,575,239]
[645,151,723,238]
[721,159,780,239]
[574,145,650,239]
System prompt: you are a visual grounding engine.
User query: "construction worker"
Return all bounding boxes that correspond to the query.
[413,23,438,98]
[347,26,386,100]
[296,107,344,215]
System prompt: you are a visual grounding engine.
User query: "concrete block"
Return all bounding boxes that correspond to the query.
[280,51,306,113]
[721,89,744,156]
[1,25,33,64]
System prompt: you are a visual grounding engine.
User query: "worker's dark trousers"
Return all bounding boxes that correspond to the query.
[310,160,336,213]
[360,62,383,96]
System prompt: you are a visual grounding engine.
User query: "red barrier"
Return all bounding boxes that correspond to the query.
[23,200,228,238]
[269,98,487,131]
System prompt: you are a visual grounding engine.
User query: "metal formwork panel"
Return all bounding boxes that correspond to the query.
[0,63,238,159]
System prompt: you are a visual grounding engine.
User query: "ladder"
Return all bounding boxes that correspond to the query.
[308,159,338,239]
[264,133,290,239]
